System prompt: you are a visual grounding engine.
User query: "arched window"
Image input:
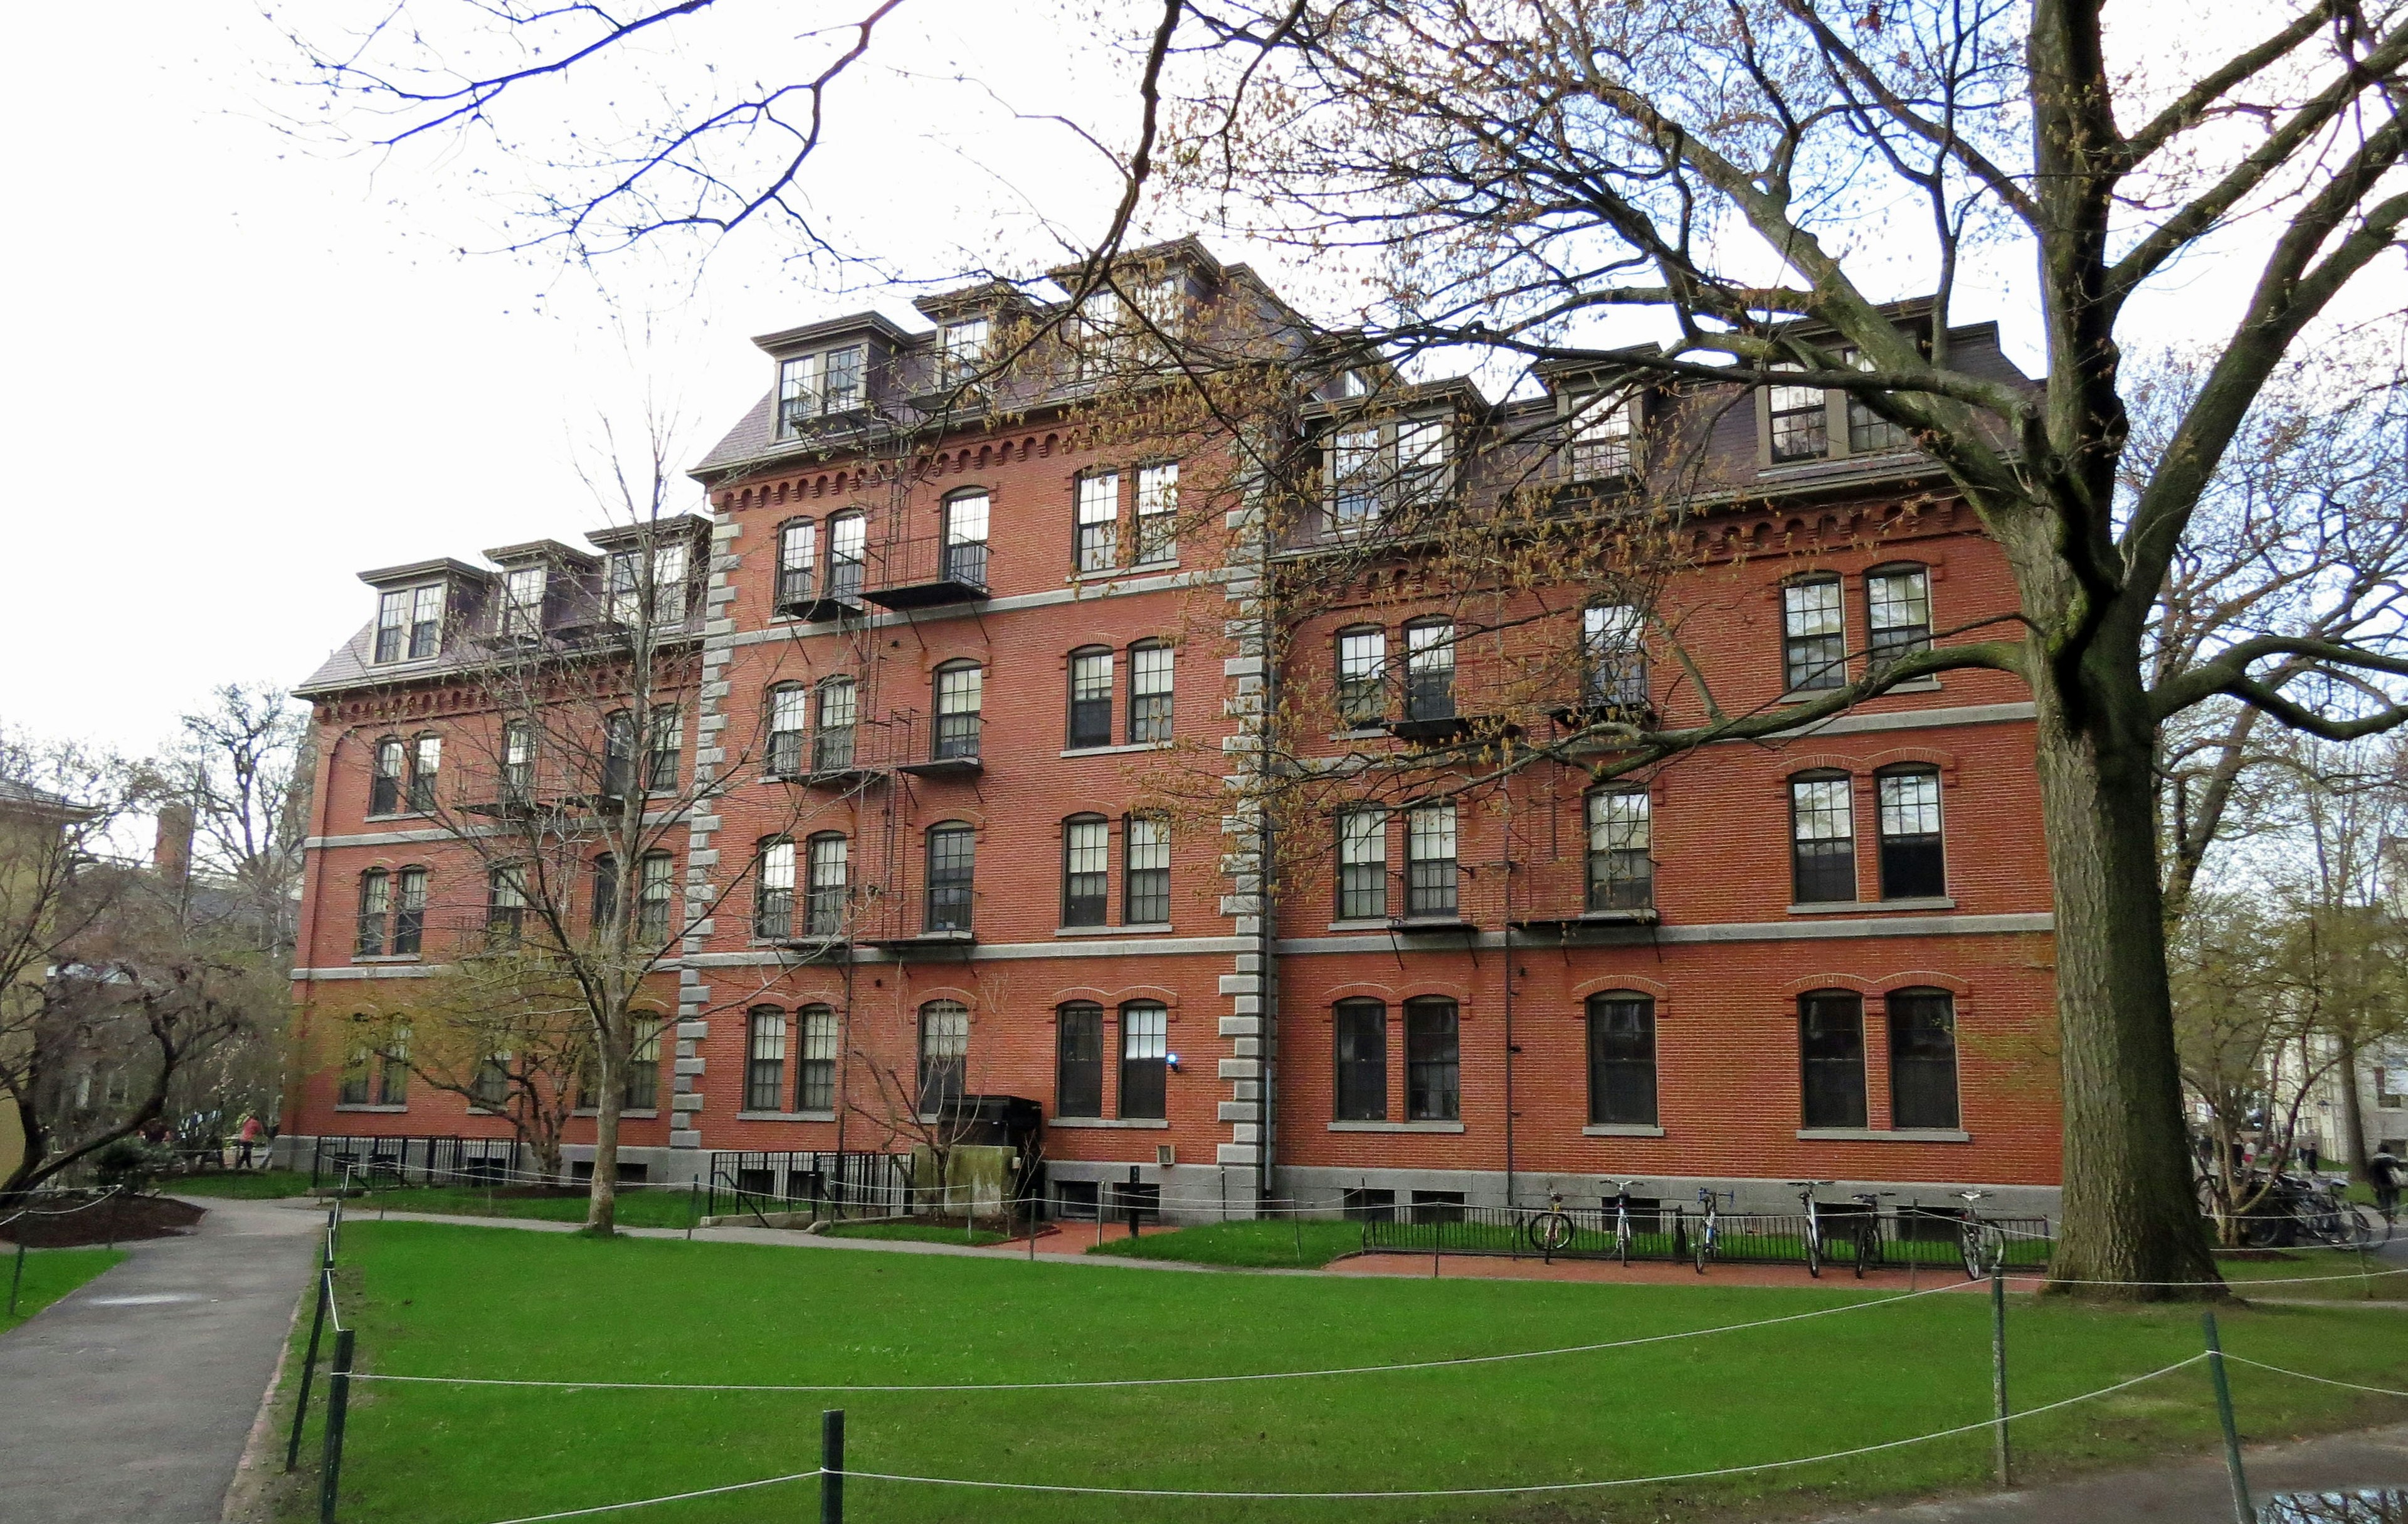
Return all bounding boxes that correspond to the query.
[943,490,990,586]
[393,867,427,956]
[1799,989,1867,1128]
[369,737,405,816]
[827,511,867,600]
[355,869,390,957]
[1403,620,1456,722]
[1062,814,1110,926]
[925,822,975,933]
[917,1000,969,1113]
[1335,626,1387,726]
[1585,789,1652,910]
[1129,640,1173,743]
[1067,647,1114,748]
[636,852,676,943]
[1888,988,1960,1129]
[754,837,795,939]
[1875,766,1945,899]
[765,684,808,778]
[795,1005,838,1113]
[1333,998,1386,1121]
[1119,1002,1168,1121]
[1865,564,1933,670]
[1782,576,1846,691]
[813,678,858,773]
[776,518,817,608]
[805,833,850,936]
[1586,993,1657,1126]
[933,661,983,760]
[603,710,636,797]
[746,1007,788,1112]
[1403,996,1460,1121]
[1789,771,1856,904]
[407,734,441,813]
[1055,1002,1104,1118]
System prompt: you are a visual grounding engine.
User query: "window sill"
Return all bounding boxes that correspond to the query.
[1327,918,1392,932]
[1329,727,1390,742]
[1881,677,1943,693]
[1070,563,1180,583]
[1329,1120,1465,1133]
[334,1104,409,1114]
[1582,1123,1666,1138]
[570,1109,660,1119]
[1059,741,1173,759]
[1787,897,1955,915]
[1048,1116,1171,1130]
[1055,923,1175,938]
[1796,1128,1972,1143]
[352,954,423,965]
[734,1110,837,1123]
[361,811,432,824]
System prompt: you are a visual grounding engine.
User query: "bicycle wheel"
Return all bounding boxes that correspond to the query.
[2344,1202,2390,1249]
[1616,1213,1631,1267]
[1958,1220,1985,1281]
[1855,1220,1881,1279]
[1693,1223,1712,1274]
[1803,1219,1822,1278]
[1528,1212,1575,1255]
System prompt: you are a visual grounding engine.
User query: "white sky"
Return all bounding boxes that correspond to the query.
[0,1,2342,762]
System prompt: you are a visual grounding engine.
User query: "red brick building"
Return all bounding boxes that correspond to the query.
[287,239,2061,1219]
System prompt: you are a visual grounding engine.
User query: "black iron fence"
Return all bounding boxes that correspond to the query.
[1362,1201,2052,1270]
[309,1135,525,1189]
[704,1151,916,1222]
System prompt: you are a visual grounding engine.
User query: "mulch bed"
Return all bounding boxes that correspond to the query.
[0,1193,206,1248]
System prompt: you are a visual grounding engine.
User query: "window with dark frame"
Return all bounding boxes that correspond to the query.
[1124,814,1170,924]
[1056,1002,1105,1118]
[593,855,620,928]
[1570,391,1635,479]
[501,566,546,638]
[636,852,674,943]
[1799,990,1869,1128]
[1866,566,1933,670]
[337,1039,371,1106]
[1336,627,1388,726]
[1405,803,1458,918]
[828,513,867,600]
[1062,815,1109,926]
[813,679,857,773]
[1405,997,1461,1121]
[1876,768,1946,899]
[938,318,989,383]
[376,1028,409,1106]
[647,706,680,791]
[918,1000,969,1114]
[1067,648,1114,748]
[356,869,389,956]
[1768,368,1827,461]
[805,833,849,936]
[1119,1003,1168,1120]
[746,1008,787,1112]
[767,685,807,777]
[501,721,534,803]
[796,1005,838,1113]
[776,519,816,605]
[406,734,440,812]
[1790,772,1857,904]
[1888,988,1960,1129]
[944,492,991,586]
[1129,642,1174,743]
[1782,578,1846,691]
[1582,604,1647,707]
[1076,473,1121,572]
[1845,349,1913,453]
[1587,993,1659,1125]
[1585,790,1653,911]
[369,738,404,816]
[1337,807,1388,919]
[372,583,445,663]
[393,867,426,956]
[755,837,795,939]
[1134,462,1178,565]
[603,711,636,797]
[1403,621,1456,722]
[778,346,866,436]
[933,662,983,759]
[926,823,975,933]
[625,1017,662,1111]
[487,864,527,945]
[1333,998,1387,1121]
[471,1052,510,1110]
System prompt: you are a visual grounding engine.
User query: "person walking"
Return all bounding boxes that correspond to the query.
[2368,1145,2402,1222]
[235,1112,265,1170]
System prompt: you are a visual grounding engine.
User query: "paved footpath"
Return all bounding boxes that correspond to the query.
[0,1196,322,1524]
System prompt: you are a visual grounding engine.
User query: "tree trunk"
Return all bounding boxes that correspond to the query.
[2337,1035,2370,1182]
[584,1023,623,1234]
[2030,653,2223,1297]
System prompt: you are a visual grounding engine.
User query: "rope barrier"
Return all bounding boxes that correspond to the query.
[2221,1355,2408,1401]
[353,1279,1975,1395]
[477,1468,825,1524]
[0,1186,124,1229]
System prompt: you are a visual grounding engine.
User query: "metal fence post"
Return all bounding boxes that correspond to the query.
[318,1327,356,1523]
[1990,1261,2011,1486]
[2202,1312,2255,1524]
[1126,1164,1141,1241]
[687,1178,699,1241]
[6,1238,25,1318]
[820,1409,844,1524]
[285,1265,332,1471]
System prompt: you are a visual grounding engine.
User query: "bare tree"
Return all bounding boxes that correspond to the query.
[151,683,313,956]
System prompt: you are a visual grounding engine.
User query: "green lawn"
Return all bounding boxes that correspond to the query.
[287,1222,2408,1524]
[821,1219,1012,1247]
[0,1247,125,1331]
[2217,1249,2408,1301]
[170,1170,319,1199]
[351,1184,702,1230]
[1089,1218,1368,1267]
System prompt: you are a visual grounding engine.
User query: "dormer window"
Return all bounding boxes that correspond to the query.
[374,584,445,664]
[1325,417,1449,529]
[1076,278,1183,379]
[605,542,691,628]
[1568,392,1636,480]
[1338,369,1370,398]
[500,566,546,638]
[777,346,868,437]
[938,319,990,382]
[1768,365,1827,462]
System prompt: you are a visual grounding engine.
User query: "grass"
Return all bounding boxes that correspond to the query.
[1088,1218,1368,1267]
[0,1247,125,1331]
[2216,1248,2408,1301]
[349,1184,702,1230]
[169,1170,319,1199]
[285,1220,2408,1524]
[820,1219,1013,1247]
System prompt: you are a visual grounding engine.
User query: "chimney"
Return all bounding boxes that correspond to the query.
[154,802,194,888]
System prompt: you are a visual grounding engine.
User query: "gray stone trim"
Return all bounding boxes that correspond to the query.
[1274,1165,2059,1220]
[681,936,1250,968]
[293,964,454,980]
[1274,911,2051,955]
[719,568,1227,651]
[1764,700,2035,738]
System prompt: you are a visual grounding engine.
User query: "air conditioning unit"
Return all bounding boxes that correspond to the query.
[1156,1144,1176,1168]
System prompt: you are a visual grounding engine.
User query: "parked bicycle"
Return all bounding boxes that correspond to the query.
[1954,1189,2008,1279]
[1602,1178,1645,1267]
[1790,1180,1837,1278]
[1526,1193,1577,1258]
[2196,1168,2392,1250]
[1691,1187,1733,1274]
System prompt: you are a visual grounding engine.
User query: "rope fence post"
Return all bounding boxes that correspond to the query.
[7,1237,25,1318]
[1989,1261,2010,1486]
[687,1178,699,1241]
[2202,1311,2255,1524]
[821,1408,844,1524]
[319,1327,356,1523]
[285,1263,332,1471]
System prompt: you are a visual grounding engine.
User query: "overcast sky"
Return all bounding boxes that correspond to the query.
[0,1,2308,762]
